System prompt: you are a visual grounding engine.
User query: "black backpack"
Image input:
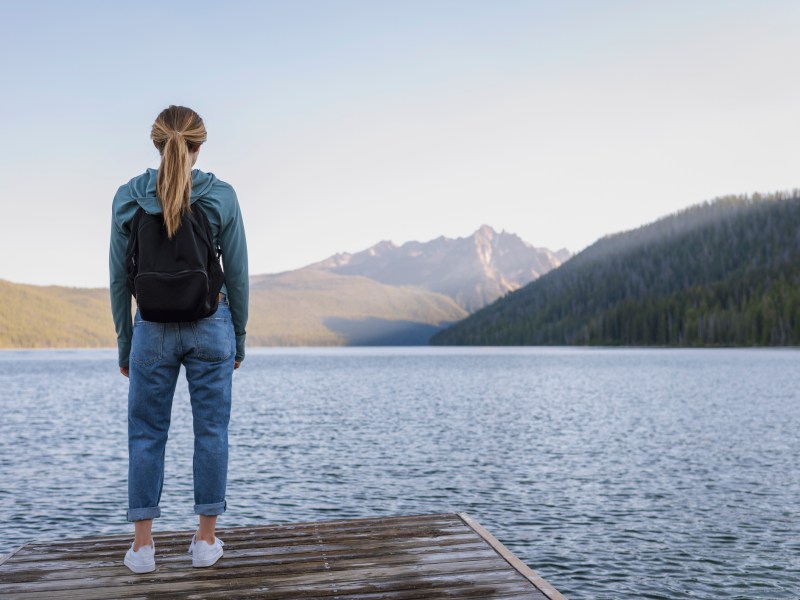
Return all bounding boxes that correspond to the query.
[125,205,225,323]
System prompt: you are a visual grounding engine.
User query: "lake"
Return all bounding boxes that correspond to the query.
[0,347,798,598]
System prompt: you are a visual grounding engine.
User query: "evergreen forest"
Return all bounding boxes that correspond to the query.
[431,192,800,346]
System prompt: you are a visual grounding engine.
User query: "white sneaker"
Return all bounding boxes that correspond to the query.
[124,541,156,573]
[188,534,224,568]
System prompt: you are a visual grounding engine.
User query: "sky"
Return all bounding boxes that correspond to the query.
[1,0,799,287]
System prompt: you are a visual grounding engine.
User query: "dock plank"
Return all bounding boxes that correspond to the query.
[0,512,563,599]
[0,538,490,576]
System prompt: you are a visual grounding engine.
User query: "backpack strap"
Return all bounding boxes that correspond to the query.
[189,205,222,258]
[189,204,225,298]
[129,206,145,235]
[124,207,146,297]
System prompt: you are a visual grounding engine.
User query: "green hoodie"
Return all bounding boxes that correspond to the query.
[109,168,249,367]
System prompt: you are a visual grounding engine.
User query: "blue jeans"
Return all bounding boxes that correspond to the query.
[127,297,235,522]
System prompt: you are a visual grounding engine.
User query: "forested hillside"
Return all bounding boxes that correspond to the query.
[0,280,116,348]
[248,269,467,346]
[431,192,800,346]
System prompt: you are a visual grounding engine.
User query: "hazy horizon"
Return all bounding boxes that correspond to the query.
[2,0,799,287]
[1,221,568,289]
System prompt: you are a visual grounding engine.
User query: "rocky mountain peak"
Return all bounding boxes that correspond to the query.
[475,224,496,240]
[303,226,570,312]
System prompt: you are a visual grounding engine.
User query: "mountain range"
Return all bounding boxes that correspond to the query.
[0,225,567,348]
[304,224,569,312]
[11,192,797,352]
[242,224,568,345]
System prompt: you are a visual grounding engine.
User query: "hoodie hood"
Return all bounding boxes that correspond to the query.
[126,168,218,214]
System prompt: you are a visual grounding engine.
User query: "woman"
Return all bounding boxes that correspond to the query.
[109,105,249,573]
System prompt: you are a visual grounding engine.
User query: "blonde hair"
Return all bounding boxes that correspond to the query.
[150,106,207,238]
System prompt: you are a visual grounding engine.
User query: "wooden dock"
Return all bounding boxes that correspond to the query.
[0,512,566,599]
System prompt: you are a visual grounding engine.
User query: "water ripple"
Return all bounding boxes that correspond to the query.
[0,347,798,599]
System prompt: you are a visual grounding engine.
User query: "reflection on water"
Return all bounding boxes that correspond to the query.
[1,347,798,599]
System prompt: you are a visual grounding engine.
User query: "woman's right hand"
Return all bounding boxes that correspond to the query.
[120,367,130,378]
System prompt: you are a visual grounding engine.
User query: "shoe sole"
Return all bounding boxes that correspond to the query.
[192,548,223,568]
[124,556,156,573]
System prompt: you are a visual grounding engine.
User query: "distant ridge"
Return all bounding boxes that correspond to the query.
[431,192,800,346]
[304,224,569,312]
[0,275,466,349]
[248,269,467,346]
[0,280,115,348]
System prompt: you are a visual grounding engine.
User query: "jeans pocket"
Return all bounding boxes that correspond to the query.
[131,320,164,366]
[192,311,234,362]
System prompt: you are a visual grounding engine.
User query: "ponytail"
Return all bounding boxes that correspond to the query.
[150,106,207,238]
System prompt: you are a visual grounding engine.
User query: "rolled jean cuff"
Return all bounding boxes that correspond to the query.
[127,506,161,522]
[195,500,226,516]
